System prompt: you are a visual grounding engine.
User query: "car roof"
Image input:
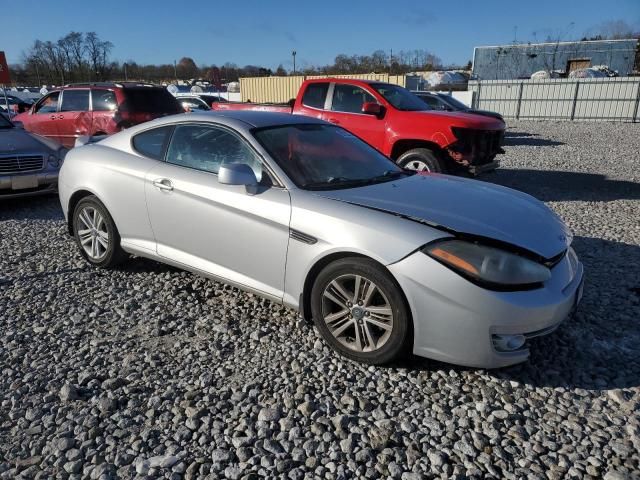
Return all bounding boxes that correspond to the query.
[305,77,390,86]
[185,110,326,128]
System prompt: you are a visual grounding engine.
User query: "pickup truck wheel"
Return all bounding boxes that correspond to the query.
[397,148,446,173]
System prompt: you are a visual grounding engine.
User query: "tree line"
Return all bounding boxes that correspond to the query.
[10,31,453,86]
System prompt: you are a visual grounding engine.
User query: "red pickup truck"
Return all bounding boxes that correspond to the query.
[212,78,505,174]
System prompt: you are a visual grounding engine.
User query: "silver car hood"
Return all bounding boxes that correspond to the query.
[314,173,571,259]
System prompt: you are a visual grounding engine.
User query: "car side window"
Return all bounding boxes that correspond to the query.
[60,90,90,112]
[92,90,117,111]
[166,124,265,181]
[132,126,173,160]
[34,92,60,114]
[302,83,329,109]
[331,84,376,114]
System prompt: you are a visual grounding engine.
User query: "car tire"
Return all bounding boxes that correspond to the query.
[311,257,411,365]
[397,148,447,173]
[73,195,127,268]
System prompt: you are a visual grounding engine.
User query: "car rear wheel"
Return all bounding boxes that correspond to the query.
[73,196,127,268]
[397,148,446,173]
[311,257,411,365]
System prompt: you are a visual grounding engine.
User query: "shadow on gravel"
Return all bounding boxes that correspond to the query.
[484,169,640,202]
[0,194,63,221]
[498,236,640,391]
[503,135,565,147]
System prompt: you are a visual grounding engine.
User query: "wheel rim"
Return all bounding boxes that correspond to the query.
[77,206,109,261]
[321,274,394,353]
[403,158,431,172]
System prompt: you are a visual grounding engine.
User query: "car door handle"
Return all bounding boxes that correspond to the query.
[50,114,56,120]
[327,118,340,124]
[153,178,173,191]
[58,115,64,119]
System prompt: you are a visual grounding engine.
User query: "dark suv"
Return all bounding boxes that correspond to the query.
[13,83,183,148]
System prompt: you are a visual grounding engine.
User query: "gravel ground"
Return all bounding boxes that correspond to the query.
[1,120,639,479]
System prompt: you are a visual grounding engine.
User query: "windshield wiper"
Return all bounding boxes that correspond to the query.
[302,171,412,190]
[366,169,413,183]
[302,177,371,190]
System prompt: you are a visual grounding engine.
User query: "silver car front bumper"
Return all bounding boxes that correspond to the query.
[0,171,58,199]
[389,249,584,369]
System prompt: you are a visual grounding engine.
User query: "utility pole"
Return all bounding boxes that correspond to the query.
[292,50,297,75]
[390,48,393,74]
[124,63,128,81]
[174,60,178,81]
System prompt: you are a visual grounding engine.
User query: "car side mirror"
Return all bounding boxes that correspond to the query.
[362,102,383,117]
[218,163,258,188]
[12,121,24,129]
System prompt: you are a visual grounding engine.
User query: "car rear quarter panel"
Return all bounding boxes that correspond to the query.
[60,144,157,251]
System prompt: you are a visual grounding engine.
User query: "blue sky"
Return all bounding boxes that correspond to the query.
[2,0,639,69]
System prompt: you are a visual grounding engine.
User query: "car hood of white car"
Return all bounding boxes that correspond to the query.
[314,173,572,259]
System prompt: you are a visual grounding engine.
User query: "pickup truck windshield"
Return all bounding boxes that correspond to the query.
[253,124,412,190]
[370,83,430,112]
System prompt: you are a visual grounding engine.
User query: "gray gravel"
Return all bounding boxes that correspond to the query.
[1,120,639,479]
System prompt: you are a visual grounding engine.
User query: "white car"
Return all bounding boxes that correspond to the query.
[58,111,584,368]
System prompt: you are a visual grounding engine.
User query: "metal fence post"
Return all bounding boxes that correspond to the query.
[474,82,482,109]
[632,80,640,123]
[570,81,580,121]
[515,82,524,120]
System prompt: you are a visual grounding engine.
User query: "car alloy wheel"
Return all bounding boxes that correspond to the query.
[77,205,110,261]
[321,273,394,352]
[73,195,127,268]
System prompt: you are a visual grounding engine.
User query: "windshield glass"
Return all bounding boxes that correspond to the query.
[253,124,412,190]
[439,95,469,110]
[370,83,429,111]
[0,113,13,128]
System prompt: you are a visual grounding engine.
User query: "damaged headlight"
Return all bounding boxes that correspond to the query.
[423,239,551,289]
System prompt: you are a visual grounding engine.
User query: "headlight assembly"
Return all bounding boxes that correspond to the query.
[423,239,551,289]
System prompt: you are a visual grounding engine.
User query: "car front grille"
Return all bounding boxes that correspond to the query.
[0,155,45,174]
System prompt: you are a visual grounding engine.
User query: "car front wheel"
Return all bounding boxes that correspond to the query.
[311,257,411,365]
[73,195,127,268]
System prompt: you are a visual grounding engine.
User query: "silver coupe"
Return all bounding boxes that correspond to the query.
[58,111,584,368]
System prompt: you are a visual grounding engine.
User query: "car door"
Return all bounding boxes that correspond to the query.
[23,91,61,140]
[58,89,92,148]
[324,83,385,149]
[91,88,118,134]
[144,122,291,300]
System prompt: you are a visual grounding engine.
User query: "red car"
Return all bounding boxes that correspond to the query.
[13,83,183,148]
[213,78,505,175]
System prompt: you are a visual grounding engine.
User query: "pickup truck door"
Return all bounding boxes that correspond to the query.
[323,83,385,150]
[144,123,291,300]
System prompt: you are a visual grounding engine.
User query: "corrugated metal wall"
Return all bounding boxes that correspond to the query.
[468,78,640,122]
[472,39,639,80]
[240,74,407,102]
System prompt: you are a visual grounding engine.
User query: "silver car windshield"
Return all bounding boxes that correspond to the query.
[253,124,412,190]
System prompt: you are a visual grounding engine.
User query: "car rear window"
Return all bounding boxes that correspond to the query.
[60,90,90,112]
[132,126,174,160]
[122,88,183,114]
[302,83,329,109]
